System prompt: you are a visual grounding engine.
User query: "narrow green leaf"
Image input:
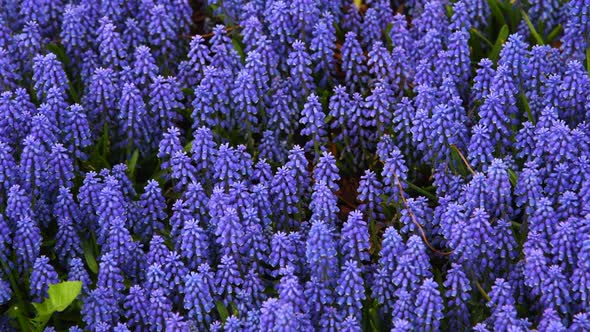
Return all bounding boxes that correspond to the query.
[334,21,345,41]
[46,44,70,67]
[449,146,469,176]
[231,38,245,62]
[100,122,110,160]
[403,180,438,201]
[46,43,80,103]
[369,307,382,331]
[230,302,239,316]
[216,301,229,322]
[7,305,30,331]
[521,11,544,45]
[469,30,485,60]
[127,149,139,180]
[489,25,509,62]
[2,259,30,331]
[67,81,80,103]
[508,169,518,187]
[445,4,453,18]
[486,0,506,27]
[506,3,522,32]
[183,140,193,153]
[546,24,562,44]
[87,149,110,170]
[82,240,98,274]
[384,22,393,49]
[519,92,535,124]
[475,280,491,301]
[470,28,494,47]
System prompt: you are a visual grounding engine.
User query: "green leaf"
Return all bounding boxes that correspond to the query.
[403,180,438,201]
[82,240,98,274]
[67,81,80,103]
[87,148,110,170]
[96,122,111,165]
[127,149,139,180]
[521,11,544,45]
[470,28,494,47]
[7,305,30,331]
[46,44,70,68]
[368,307,382,331]
[546,24,562,44]
[489,25,509,62]
[475,280,491,301]
[334,21,345,41]
[508,169,518,187]
[183,140,193,153]
[46,43,81,103]
[505,2,522,32]
[31,281,82,332]
[231,38,245,62]
[468,30,486,60]
[1,258,30,331]
[445,4,453,19]
[519,92,535,124]
[181,87,194,95]
[46,282,82,312]
[216,301,229,322]
[486,0,506,27]
[449,146,469,176]
[384,22,393,49]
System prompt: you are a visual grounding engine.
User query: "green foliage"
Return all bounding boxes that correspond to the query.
[45,44,70,70]
[546,24,563,43]
[216,301,230,323]
[521,11,544,45]
[361,299,383,332]
[86,123,111,170]
[404,180,438,201]
[486,0,506,28]
[489,25,509,62]
[31,281,82,332]
[519,92,535,124]
[470,28,494,48]
[384,23,394,50]
[46,43,81,103]
[82,239,99,274]
[508,169,518,187]
[127,149,140,180]
[232,36,245,62]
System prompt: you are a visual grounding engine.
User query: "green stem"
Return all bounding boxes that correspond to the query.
[475,280,491,302]
[314,140,320,161]
[403,180,438,201]
[1,259,30,330]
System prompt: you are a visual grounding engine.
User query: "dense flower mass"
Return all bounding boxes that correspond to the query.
[1,0,590,331]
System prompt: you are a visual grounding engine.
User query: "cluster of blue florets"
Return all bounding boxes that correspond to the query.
[1,0,590,331]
